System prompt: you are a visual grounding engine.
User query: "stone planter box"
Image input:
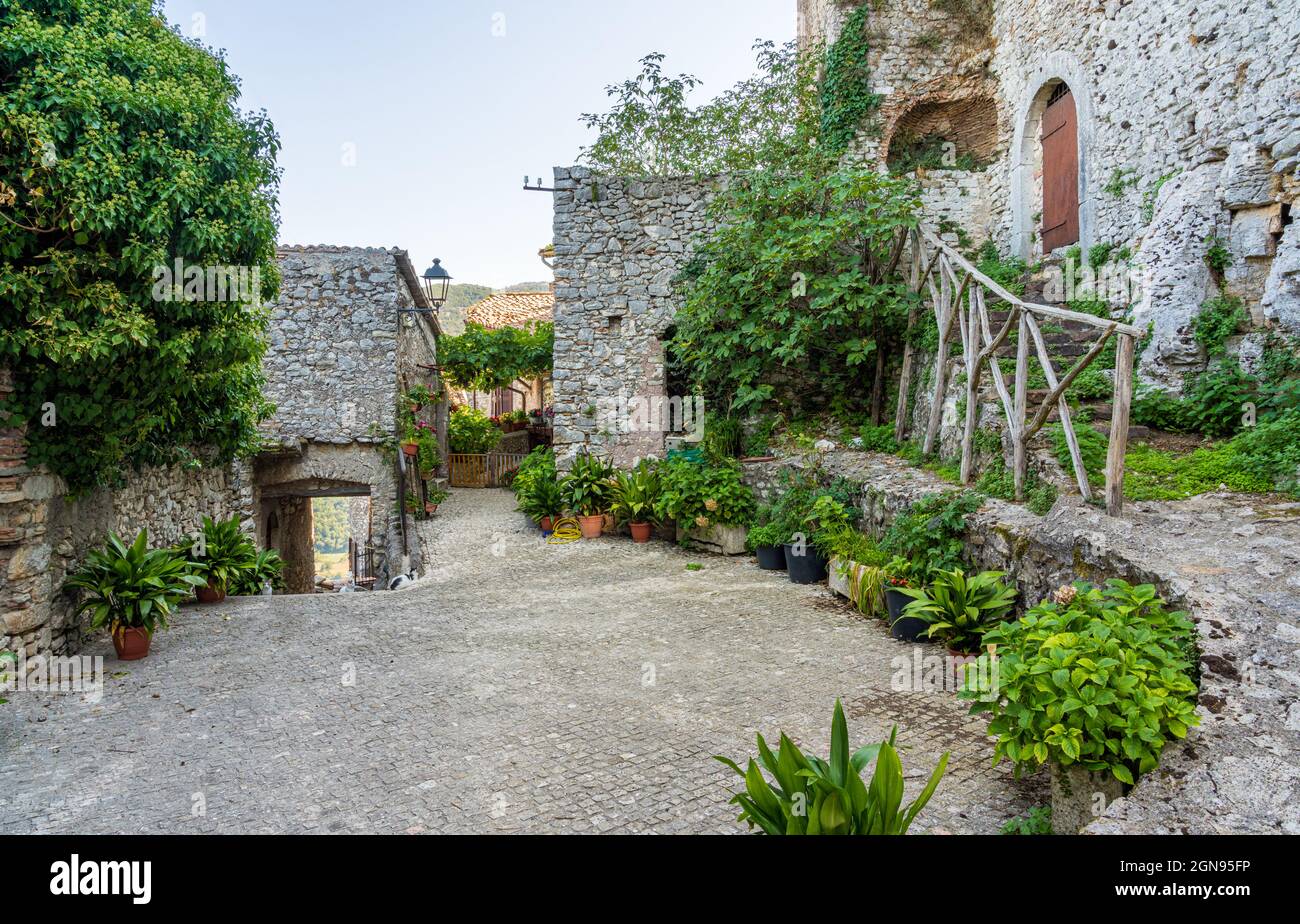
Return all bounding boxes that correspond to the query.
[828,555,851,598]
[675,522,748,555]
[1050,761,1126,834]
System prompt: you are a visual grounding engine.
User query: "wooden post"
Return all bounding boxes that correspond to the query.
[1105,333,1135,516]
[922,259,954,456]
[894,304,919,443]
[1013,311,1029,500]
[959,286,981,485]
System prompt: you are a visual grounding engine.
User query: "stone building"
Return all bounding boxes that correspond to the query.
[796,0,1300,387]
[457,290,554,416]
[1,245,443,664]
[551,0,1300,464]
[254,245,441,593]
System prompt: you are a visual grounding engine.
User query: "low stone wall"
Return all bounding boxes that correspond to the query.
[2,449,252,665]
[742,449,1299,834]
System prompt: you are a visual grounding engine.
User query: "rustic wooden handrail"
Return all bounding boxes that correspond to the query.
[895,226,1137,516]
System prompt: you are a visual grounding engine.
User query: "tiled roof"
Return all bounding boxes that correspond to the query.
[465,291,554,330]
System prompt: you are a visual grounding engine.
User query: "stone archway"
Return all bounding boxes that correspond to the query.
[1011,53,1095,260]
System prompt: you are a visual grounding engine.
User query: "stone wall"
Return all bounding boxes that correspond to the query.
[551,167,717,466]
[802,0,1300,388]
[0,363,253,665]
[743,448,1300,833]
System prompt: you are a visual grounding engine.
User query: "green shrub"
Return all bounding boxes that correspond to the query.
[1001,806,1052,835]
[1123,442,1273,500]
[229,549,285,596]
[654,458,755,528]
[879,491,981,584]
[447,406,502,454]
[610,460,663,525]
[857,423,899,453]
[1192,296,1247,358]
[182,515,256,593]
[0,0,281,493]
[962,580,1200,785]
[714,700,948,835]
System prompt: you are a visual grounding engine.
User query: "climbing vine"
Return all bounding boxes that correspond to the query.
[819,4,881,155]
[437,322,554,394]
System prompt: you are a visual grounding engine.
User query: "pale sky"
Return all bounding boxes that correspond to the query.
[158,0,795,289]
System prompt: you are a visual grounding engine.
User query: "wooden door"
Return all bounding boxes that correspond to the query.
[1041,84,1080,252]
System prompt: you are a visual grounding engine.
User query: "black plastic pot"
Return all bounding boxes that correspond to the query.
[755,545,787,571]
[886,588,928,641]
[784,544,828,584]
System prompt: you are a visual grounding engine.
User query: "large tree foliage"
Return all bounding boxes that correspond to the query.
[672,167,921,419]
[438,322,554,394]
[579,40,823,178]
[0,0,281,491]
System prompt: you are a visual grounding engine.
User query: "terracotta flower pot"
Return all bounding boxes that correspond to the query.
[401,442,419,457]
[540,516,554,533]
[424,503,438,515]
[578,515,604,540]
[630,522,653,543]
[195,580,226,604]
[112,626,151,661]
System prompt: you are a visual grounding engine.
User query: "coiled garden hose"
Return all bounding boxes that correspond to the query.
[546,517,583,545]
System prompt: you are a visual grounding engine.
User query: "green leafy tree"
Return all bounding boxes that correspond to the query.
[672,166,921,418]
[0,0,281,492]
[438,322,553,394]
[579,40,823,178]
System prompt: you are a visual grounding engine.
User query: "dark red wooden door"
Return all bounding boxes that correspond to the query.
[1041,85,1080,252]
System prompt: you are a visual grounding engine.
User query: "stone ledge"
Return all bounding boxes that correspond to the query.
[743,449,1300,834]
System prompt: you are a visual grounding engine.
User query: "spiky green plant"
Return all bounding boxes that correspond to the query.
[714,700,948,835]
[64,531,205,635]
[900,568,1018,654]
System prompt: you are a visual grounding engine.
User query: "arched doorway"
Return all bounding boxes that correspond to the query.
[1040,83,1080,252]
[1010,55,1094,261]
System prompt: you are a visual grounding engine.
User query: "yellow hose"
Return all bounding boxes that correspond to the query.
[546,517,583,545]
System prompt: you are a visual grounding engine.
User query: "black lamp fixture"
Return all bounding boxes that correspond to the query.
[419,258,452,309]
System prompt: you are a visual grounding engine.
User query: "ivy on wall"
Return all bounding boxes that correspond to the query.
[819,4,882,155]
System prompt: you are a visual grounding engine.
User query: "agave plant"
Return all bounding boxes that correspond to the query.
[64,531,206,634]
[610,460,662,525]
[900,568,1018,654]
[714,700,949,835]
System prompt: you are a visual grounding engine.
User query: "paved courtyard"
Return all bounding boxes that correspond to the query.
[0,489,1042,834]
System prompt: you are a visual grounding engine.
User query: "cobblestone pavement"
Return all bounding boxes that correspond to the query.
[0,489,1042,834]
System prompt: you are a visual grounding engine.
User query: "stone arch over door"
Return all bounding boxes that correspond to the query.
[1011,53,1095,260]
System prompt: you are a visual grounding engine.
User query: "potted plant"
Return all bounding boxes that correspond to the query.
[784,495,852,585]
[746,521,788,571]
[882,557,924,638]
[64,530,205,660]
[899,568,1017,657]
[654,459,756,555]
[561,452,614,539]
[185,514,256,604]
[960,580,1201,834]
[404,491,422,516]
[229,548,286,597]
[425,488,449,515]
[611,460,662,543]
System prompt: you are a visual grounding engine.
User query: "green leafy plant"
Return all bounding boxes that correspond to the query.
[64,531,205,635]
[229,549,285,596]
[714,700,948,835]
[517,475,564,523]
[610,460,663,525]
[437,322,553,396]
[0,649,14,705]
[961,580,1200,785]
[560,453,615,516]
[899,568,1017,654]
[512,447,557,496]
[857,423,899,453]
[447,406,501,455]
[653,458,755,528]
[879,491,981,584]
[0,0,281,494]
[745,521,787,550]
[184,515,256,593]
[1001,806,1053,835]
[805,494,855,556]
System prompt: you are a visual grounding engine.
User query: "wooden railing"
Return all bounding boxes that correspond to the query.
[894,227,1141,516]
[448,452,529,488]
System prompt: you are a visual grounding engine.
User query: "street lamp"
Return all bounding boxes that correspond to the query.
[420,258,452,309]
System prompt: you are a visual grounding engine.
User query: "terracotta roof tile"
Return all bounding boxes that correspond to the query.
[465,291,554,330]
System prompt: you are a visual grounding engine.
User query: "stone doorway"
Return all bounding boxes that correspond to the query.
[257,479,373,594]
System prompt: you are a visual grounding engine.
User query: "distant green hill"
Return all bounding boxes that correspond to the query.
[443,283,494,310]
[501,281,552,293]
